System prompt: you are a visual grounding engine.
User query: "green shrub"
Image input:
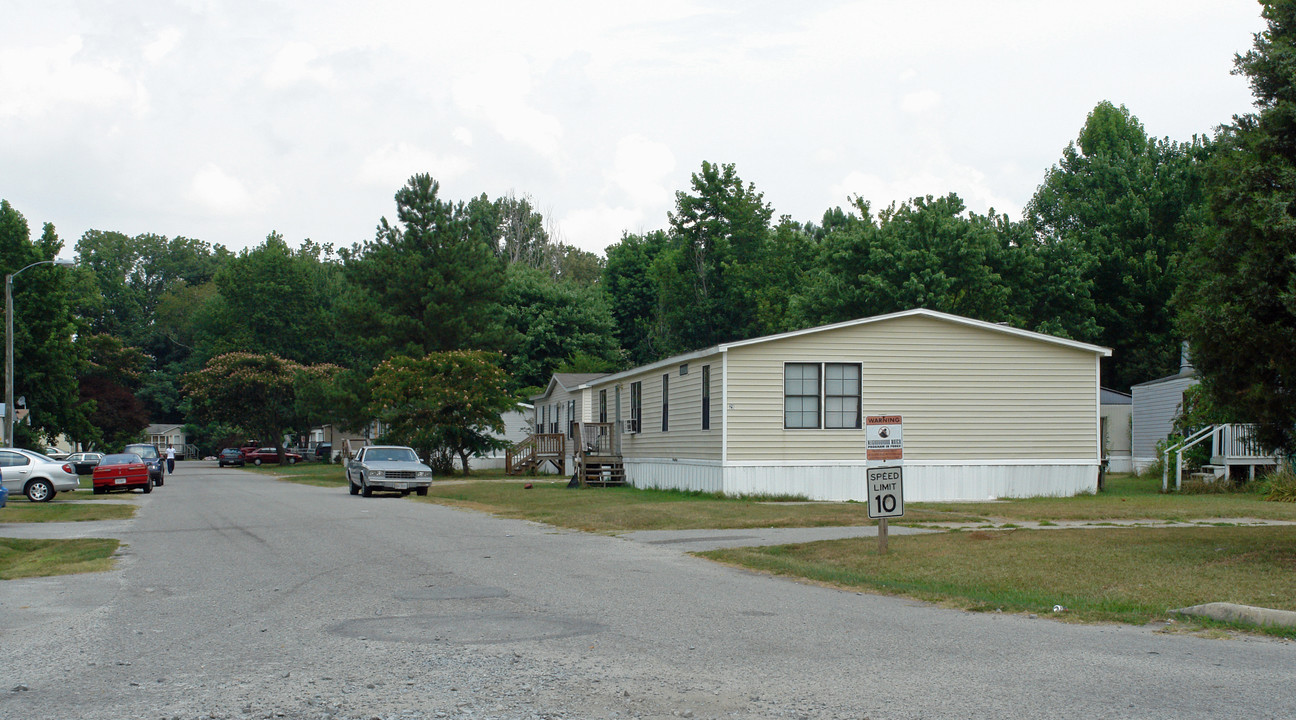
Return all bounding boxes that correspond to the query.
[1257,463,1296,502]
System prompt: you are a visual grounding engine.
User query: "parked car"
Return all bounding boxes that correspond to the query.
[313,443,332,462]
[243,447,303,466]
[123,443,164,486]
[92,453,152,494]
[346,445,433,497]
[66,452,104,475]
[44,449,70,461]
[0,448,80,502]
[217,448,245,467]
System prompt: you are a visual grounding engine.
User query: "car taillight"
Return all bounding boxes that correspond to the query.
[62,464,73,474]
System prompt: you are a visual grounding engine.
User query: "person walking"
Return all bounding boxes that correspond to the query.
[165,444,176,474]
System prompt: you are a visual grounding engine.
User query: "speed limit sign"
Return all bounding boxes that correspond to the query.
[867,466,904,519]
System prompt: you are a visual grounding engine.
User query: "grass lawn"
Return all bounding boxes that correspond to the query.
[0,537,120,579]
[1,493,137,523]
[246,462,349,487]
[910,474,1296,524]
[699,525,1296,637]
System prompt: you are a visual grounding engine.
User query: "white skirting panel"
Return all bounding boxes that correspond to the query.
[625,459,723,494]
[1105,453,1133,474]
[719,463,1099,502]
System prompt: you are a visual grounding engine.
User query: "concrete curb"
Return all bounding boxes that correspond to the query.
[1173,602,1296,629]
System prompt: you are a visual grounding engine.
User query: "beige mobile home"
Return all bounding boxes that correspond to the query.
[568,309,1109,502]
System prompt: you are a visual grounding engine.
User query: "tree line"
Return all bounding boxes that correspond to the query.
[4,0,1294,461]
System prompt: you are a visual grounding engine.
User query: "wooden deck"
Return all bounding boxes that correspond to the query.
[506,422,626,486]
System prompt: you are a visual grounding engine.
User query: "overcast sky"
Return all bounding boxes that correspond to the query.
[0,1,1267,259]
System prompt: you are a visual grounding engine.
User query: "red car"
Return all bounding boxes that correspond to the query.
[92,453,153,494]
[242,447,303,466]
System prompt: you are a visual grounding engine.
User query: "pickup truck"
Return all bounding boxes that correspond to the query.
[346,445,433,497]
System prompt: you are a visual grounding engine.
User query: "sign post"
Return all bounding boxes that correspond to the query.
[866,415,904,554]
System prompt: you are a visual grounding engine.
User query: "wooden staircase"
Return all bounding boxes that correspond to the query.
[506,433,566,475]
[574,422,625,487]
[508,423,625,486]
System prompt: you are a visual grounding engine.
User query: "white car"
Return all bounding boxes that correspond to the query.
[0,448,80,501]
[346,445,433,497]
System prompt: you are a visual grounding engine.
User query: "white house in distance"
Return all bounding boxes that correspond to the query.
[1100,387,1133,474]
[526,309,1111,502]
[1129,352,1197,473]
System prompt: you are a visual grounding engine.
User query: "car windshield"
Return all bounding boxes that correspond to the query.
[367,448,418,463]
[102,453,142,465]
[221,449,239,455]
[126,445,159,459]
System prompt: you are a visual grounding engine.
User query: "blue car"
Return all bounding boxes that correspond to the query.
[123,444,165,486]
[0,484,8,508]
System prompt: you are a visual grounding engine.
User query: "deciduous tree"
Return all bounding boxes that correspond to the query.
[367,351,514,475]
[1176,0,1296,455]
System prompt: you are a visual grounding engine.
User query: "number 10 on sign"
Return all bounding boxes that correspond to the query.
[867,466,904,519]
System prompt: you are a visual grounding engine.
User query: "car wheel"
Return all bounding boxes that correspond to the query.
[254,458,262,466]
[415,487,428,496]
[155,475,164,486]
[287,457,297,465]
[347,472,359,495]
[141,481,152,494]
[360,477,373,497]
[92,486,105,495]
[25,479,54,502]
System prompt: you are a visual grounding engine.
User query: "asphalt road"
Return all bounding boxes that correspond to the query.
[1,462,1293,720]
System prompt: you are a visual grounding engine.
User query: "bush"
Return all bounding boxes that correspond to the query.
[1257,462,1296,502]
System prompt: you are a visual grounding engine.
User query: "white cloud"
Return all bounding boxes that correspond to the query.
[189,164,257,215]
[0,35,137,118]
[831,164,1020,219]
[558,205,645,254]
[452,126,474,146]
[450,53,565,167]
[143,27,183,64]
[610,135,676,207]
[357,142,471,188]
[264,42,334,89]
[900,90,941,115]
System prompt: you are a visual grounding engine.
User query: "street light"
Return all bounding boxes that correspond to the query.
[5,258,76,447]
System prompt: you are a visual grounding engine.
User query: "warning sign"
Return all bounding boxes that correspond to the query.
[866,415,903,461]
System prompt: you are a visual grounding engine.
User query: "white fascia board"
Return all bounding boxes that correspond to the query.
[719,308,1113,357]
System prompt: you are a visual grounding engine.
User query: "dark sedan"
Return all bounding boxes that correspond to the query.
[124,443,164,486]
[218,448,245,467]
[242,447,303,466]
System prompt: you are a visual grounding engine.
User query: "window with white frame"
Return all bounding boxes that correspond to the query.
[784,362,862,429]
[629,381,642,433]
[784,363,820,428]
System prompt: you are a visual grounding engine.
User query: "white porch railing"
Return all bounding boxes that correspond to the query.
[1162,423,1279,491]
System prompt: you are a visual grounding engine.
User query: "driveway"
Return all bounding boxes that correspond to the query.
[1,463,1293,720]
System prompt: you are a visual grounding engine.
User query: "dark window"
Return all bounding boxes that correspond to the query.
[662,374,670,432]
[568,400,576,438]
[630,382,642,433]
[784,363,821,429]
[679,363,688,376]
[599,390,607,423]
[701,365,711,430]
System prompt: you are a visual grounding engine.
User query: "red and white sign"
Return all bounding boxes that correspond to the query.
[866,415,903,461]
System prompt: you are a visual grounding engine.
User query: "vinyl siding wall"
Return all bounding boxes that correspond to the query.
[723,314,1099,463]
[591,353,723,463]
[1130,375,1197,471]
